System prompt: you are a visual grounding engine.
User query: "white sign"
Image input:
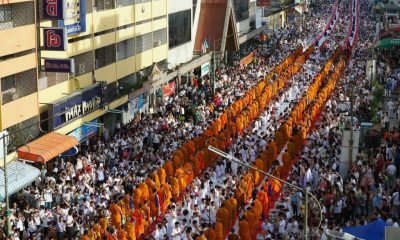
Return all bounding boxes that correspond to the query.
[256,9,262,29]
[201,62,210,77]
[64,97,101,122]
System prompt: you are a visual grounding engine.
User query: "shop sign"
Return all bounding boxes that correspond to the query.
[201,62,210,77]
[43,28,67,51]
[68,119,99,142]
[44,58,74,73]
[58,0,86,35]
[162,81,176,98]
[48,84,103,130]
[240,51,255,67]
[43,0,66,19]
[257,0,272,7]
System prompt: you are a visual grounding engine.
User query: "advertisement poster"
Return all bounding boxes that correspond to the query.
[68,119,99,142]
[201,62,210,77]
[162,81,176,98]
[58,0,86,35]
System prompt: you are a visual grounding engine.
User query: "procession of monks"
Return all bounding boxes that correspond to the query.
[235,46,347,239]
[80,45,325,240]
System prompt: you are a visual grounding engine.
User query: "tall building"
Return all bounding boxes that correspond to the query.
[38,0,168,137]
[0,0,40,150]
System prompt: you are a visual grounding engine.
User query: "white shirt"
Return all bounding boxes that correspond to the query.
[387,164,396,175]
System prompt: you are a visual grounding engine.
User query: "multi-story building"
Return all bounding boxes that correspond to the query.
[0,0,40,149]
[38,0,168,137]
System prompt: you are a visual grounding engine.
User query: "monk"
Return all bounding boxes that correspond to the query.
[214,222,224,240]
[238,216,251,240]
[244,207,256,238]
[216,204,229,232]
[132,204,145,236]
[204,224,216,240]
[109,203,123,230]
[158,167,166,185]
[125,221,136,240]
[170,176,180,199]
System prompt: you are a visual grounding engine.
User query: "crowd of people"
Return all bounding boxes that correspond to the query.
[1,0,398,239]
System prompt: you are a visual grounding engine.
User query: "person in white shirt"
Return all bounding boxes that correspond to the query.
[153,223,167,240]
[170,222,182,240]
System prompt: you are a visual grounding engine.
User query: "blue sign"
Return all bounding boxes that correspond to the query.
[43,0,66,19]
[60,146,79,157]
[138,94,145,110]
[68,119,99,142]
[43,28,67,51]
[58,0,86,35]
[48,84,103,130]
[44,58,73,73]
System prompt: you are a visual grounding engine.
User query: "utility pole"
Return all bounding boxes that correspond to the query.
[2,135,11,237]
[208,146,321,240]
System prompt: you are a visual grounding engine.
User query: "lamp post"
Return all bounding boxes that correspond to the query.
[208,146,323,240]
[348,74,355,169]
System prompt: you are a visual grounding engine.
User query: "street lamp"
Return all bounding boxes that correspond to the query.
[208,146,323,240]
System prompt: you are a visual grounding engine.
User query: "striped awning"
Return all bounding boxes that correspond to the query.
[0,161,40,201]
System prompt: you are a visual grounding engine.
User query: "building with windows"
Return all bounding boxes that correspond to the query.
[0,0,40,150]
[38,0,168,137]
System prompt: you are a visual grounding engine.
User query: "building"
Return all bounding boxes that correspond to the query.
[0,0,40,151]
[38,0,168,138]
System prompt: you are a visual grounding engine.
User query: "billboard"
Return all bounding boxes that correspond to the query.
[43,28,67,51]
[68,119,99,142]
[48,84,104,130]
[201,62,210,77]
[58,0,86,35]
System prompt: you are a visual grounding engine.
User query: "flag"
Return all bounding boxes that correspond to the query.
[201,39,209,54]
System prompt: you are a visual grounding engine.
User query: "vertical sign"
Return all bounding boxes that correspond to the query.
[201,62,210,77]
[43,28,67,51]
[43,0,66,19]
[58,0,87,35]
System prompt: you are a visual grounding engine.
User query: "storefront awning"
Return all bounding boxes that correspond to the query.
[379,37,400,49]
[17,132,78,163]
[0,161,40,201]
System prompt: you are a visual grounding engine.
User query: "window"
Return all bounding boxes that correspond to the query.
[168,10,191,49]
[116,0,133,7]
[0,5,12,23]
[73,52,94,77]
[136,32,152,54]
[153,28,167,47]
[117,38,135,60]
[95,44,116,69]
[94,0,115,12]
[233,0,249,21]
[1,69,37,104]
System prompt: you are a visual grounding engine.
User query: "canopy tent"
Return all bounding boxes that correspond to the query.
[342,218,386,240]
[379,37,400,49]
[0,161,40,201]
[17,132,78,163]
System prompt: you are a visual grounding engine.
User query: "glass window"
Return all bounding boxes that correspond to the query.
[0,5,12,23]
[136,32,152,54]
[94,0,115,12]
[95,44,116,69]
[233,0,249,21]
[117,38,135,60]
[153,28,167,47]
[168,10,191,49]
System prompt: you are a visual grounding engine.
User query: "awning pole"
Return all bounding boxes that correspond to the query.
[3,136,10,236]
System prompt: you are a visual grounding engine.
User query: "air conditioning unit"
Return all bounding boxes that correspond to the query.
[154,41,162,47]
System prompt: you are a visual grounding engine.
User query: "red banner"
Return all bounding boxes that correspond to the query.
[240,51,255,67]
[162,81,176,98]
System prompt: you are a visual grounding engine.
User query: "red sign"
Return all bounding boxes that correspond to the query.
[257,0,272,7]
[240,51,255,67]
[162,81,176,98]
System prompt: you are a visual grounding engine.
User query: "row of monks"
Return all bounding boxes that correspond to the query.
[81,45,313,240]
[236,46,347,240]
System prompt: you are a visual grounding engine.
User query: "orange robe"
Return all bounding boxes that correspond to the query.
[239,220,251,240]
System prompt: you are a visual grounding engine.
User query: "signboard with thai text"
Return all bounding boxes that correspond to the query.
[44,58,74,73]
[43,0,66,19]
